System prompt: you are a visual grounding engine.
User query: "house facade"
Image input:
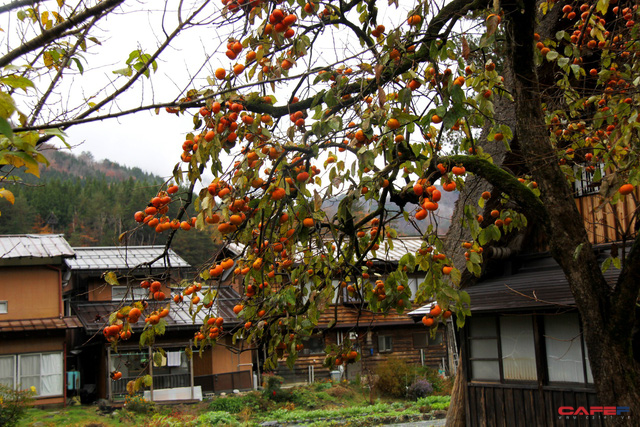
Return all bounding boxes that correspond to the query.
[257,237,451,384]
[0,234,82,405]
[412,179,639,425]
[67,246,252,402]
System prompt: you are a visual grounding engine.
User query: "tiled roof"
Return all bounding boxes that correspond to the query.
[66,246,190,271]
[0,234,75,260]
[73,286,241,333]
[0,316,83,332]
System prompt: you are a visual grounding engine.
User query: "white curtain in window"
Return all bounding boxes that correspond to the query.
[500,315,537,380]
[19,354,40,392]
[0,355,15,388]
[545,313,585,383]
[40,353,63,396]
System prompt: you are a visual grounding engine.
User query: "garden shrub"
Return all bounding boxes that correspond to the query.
[375,358,417,397]
[197,410,239,426]
[407,379,433,400]
[124,395,155,414]
[208,396,245,413]
[0,384,35,427]
[261,374,289,402]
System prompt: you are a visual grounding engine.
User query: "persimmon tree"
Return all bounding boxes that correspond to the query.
[2,0,640,423]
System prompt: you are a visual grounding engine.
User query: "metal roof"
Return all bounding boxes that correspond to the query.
[0,234,75,260]
[0,316,83,332]
[410,249,622,315]
[372,236,425,262]
[223,236,427,264]
[73,286,241,333]
[66,246,190,271]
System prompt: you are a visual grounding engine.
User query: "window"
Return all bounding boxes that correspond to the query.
[0,352,63,397]
[413,331,444,348]
[0,355,15,388]
[574,163,604,197]
[413,333,427,348]
[378,335,393,352]
[468,316,501,381]
[500,316,537,380]
[112,286,148,301]
[302,336,325,355]
[0,301,7,314]
[467,312,593,386]
[544,312,593,384]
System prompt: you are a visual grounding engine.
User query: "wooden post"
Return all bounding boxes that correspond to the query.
[148,346,153,402]
[189,340,194,400]
[106,346,112,403]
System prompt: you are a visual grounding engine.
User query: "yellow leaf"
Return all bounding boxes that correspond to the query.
[0,188,14,204]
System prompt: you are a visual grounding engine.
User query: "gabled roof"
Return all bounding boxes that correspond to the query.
[66,246,190,271]
[0,234,75,260]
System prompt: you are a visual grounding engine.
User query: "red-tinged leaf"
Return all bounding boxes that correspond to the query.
[462,36,470,61]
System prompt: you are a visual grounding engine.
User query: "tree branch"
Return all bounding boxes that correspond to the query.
[0,0,125,68]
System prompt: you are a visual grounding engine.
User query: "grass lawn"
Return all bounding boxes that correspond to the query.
[15,383,450,426]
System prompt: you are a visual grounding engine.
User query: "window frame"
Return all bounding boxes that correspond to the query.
[378,335,393,353]
[111,285,148,301]
[465,312,594,387]
[0,354,16,388]
[1,352,64,397]
[0,300,7,314]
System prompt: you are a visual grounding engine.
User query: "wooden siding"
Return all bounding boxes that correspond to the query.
[466,383,601,427]
[576,190,638,245]
[0,266,61,320]
[317,303,422,328]
[276,323,448,383]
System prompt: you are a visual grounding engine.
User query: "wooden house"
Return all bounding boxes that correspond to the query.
[0,234,82,406]
[260,237,451,384]
[66,245,253,402]
[412,177,639,426]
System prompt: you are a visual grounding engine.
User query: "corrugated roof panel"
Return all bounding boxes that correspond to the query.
[0,234,75,259]
[66,246,190,271]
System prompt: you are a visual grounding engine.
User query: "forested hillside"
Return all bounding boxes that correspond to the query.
[0,148,217,268]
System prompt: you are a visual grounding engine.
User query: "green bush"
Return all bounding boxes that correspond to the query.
[416,395,451,411]
[124,395,155,414]
[197,410,239,426]
[0,384,35,427]
[375,358,417,398]
[208,396,245,414]
[262,374,290,402]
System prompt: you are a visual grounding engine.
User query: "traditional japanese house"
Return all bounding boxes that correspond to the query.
[67,245,252,402]
[0,234,82,405]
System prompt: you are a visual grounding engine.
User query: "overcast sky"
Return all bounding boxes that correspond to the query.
[36,0,424,181]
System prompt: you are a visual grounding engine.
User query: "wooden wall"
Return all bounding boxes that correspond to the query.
[466,383,602,427]
[0,266,60,319]
[576,189,638,245]
[278,323,448,383]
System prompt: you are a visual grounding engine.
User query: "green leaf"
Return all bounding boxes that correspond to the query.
[143,374,153,387]
[153,351,163,367]
[545,51,559,61]
[0,117,14,141]
[0,92,16,119]
[0,76,34,92]
[113,67,132,77]
[573,243,583,261]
